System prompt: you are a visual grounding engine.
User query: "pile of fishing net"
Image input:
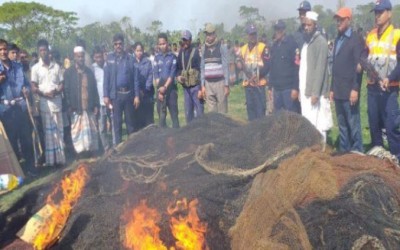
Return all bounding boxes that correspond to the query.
[2,112,400,249]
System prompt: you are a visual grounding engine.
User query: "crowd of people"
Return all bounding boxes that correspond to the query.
[0,0,400,178]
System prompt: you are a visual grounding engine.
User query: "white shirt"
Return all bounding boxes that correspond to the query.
[92,62,105,106]
[31,59,63,113]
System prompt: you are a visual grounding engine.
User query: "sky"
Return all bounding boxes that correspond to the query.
[11,0,400,32]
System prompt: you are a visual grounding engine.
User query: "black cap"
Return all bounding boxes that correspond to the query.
[274,20,286,30]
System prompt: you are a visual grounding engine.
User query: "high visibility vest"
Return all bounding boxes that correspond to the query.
[366,24,400,84]
[240,42,267,86]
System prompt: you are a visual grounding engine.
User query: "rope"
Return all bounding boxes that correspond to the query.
[195,143,299,177]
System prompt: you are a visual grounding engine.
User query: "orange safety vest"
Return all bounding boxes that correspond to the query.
[240,42,267,87]
[366,24,400,86]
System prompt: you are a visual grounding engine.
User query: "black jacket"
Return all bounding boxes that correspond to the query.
[331,28,363,100]
[268,34,299,91]
[64,65,100,114]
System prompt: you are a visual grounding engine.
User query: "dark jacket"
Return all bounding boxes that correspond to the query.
[0,61,30,115]
[331,28,363,100]
[103,51,139,100]
[134,57,154,98]
[64,65,100,114]
[268,34,299,91]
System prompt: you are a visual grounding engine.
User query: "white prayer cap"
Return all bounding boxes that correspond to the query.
[306,11,319,22]
[73,46,85,53]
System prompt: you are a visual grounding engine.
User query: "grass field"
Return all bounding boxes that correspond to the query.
[160,79,375,153]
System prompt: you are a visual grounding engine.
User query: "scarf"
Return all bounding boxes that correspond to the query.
[205,38,219,48]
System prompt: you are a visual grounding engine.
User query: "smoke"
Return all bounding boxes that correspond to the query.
[30,0,375,31]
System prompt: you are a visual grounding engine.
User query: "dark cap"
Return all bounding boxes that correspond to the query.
[274,20,286,30]
[371,0,392,12]
[181,30,192,40]
[8,43,19,52]
[246,24,257,34]
[298,1,311,11]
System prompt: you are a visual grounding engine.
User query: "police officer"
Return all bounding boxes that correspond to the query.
[103,33,140,146]
[154,33,180,128]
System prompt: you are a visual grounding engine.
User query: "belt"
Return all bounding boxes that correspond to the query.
[117,87,130,92]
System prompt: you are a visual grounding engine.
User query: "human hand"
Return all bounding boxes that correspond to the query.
[311,96,319,106]
[349,90,359,106]
[224,86,230,97]
[133,96,140,109]
[329,91,334,102]
[291,89,299,101]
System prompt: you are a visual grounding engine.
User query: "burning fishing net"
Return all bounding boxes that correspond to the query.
[3,112,400,249]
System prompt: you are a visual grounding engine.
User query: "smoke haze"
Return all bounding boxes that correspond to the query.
[15,0,400,31]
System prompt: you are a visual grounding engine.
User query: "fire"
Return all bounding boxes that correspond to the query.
[122,200,167,250]
[122,197,208,250]
[168,198,209,250]
[33,165,89,249]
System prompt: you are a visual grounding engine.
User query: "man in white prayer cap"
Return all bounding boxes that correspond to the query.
[63,46,100,156]
[298,11,333,143]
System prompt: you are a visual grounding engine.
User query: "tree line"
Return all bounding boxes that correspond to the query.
[1,2,400,56]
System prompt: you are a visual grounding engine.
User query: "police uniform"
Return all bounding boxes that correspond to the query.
[153,51,180,128]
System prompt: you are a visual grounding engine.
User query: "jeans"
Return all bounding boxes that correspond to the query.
[334,99,363,152]
[367,89,400,159]
[245,86,266,121]
[183,85,204,124]
[273,88,300,113]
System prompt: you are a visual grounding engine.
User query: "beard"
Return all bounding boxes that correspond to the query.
[304,29,316,43]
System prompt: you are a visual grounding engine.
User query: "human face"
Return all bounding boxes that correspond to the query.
[93,52,104,67]
[205,32,217,44]
[336,17,351,34]
[74,52,85,68]
[181,38,191,49]
[248,33,257,45]
[8,50,18,61]
[304,18,316,35]
[19,52,30,69]
[274,29,285,42]
[19,52,29,63]
[113,40,124,54]
[375,10,392,28]
[0,44,8,62]
[38,46,49,61]
[299,10,307,25]
[158,38,168,54]
[134,45,143,60]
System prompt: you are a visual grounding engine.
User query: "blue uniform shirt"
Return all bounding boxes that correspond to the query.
[103,51,139,99]
[0,60,30,115]
[134,57,154,96]
[153,52,177,88]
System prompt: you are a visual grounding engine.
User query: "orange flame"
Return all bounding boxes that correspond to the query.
[122,200,167,250]
[33,165,89,249]
[168,198,209,250]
